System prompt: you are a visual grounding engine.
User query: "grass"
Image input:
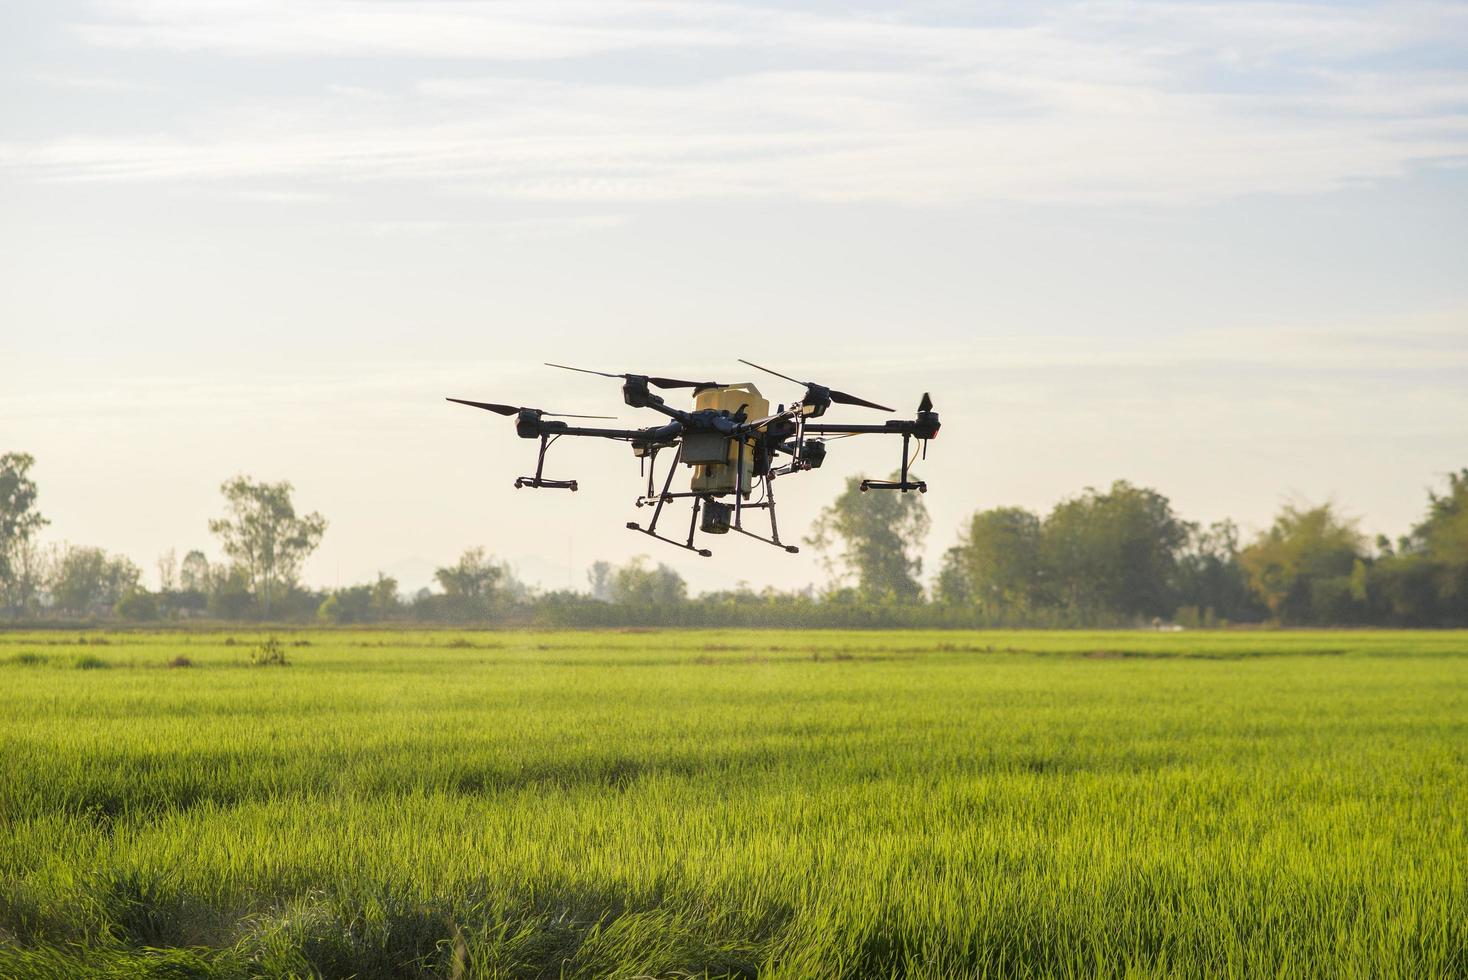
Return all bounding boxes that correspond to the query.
[0,628,1464,978]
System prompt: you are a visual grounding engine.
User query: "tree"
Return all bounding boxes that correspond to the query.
[609,556,686,605]
[1240,503,1364,623]
[956,507,1043,615]
[1,452,48,609]
[1369,469,1468,625]
[156,549,178,592]
[1174,520,1261,624]
[933,545,971,605]
[208,476,327,616]
[435,547,503,601]
[808,474,930,602]
[318,586,371,624]
[1041,481,1190,618]
[3,537,47,614]
[50,546,141,614]
[370,573,401,618]
[179,550,210,592]
[587,560,614,601]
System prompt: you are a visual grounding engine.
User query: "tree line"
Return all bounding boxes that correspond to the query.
[1,450,1465,627]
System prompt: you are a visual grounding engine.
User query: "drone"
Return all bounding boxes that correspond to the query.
[447,360,939,558]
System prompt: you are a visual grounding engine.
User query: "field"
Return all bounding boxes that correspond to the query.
[1,629,1464,979]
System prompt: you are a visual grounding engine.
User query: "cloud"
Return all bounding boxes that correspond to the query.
[3,0,1465,204]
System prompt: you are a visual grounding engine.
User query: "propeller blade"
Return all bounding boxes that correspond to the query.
[446,397,519,416]
[545,362,623,379]
[737,358,805,386]
[550,363,722,391]
[446,398,613,420]
[918,392,933,413]
[830,389,895,413]
[647,376,722,390]
[739,358,892,412]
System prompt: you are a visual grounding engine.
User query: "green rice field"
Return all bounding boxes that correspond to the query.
[1,629,1464,978]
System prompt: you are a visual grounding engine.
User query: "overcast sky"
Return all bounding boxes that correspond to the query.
[3,0,1466,595]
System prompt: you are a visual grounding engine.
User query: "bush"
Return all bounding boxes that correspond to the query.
[250,636,289,667]
[74,654,110,670]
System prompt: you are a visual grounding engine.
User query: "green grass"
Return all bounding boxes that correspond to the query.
[0,629,1464,978]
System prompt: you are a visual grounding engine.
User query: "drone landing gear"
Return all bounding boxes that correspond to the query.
[626,447,713,557]
[733,471,799,553]
[515,435,578,491]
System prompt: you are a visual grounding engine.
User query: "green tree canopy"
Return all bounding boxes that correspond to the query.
[808,474,930,603]
[957,506,1044,615]
[50,545,141,614]
[608,555,686,605]
[1042,481,1190,618]
[1240,503,1364,623]
[179,550,210,593]
[434,547,504,601]
[1,452,48,605]
[1174,520,1260,624]
[208,476,327,616]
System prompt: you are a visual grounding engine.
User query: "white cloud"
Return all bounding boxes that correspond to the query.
[2,0,1464,204]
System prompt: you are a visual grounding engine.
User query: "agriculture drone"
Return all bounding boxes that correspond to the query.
[447,361,939,558]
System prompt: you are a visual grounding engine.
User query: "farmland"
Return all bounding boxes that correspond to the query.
[1,629,1464,978]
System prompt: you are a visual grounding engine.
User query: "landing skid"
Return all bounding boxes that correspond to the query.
[626,521,713,557]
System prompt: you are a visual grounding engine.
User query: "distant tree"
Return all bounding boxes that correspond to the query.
[370,573,401,618]
[49,546,141,614]
[3,537,48,614]
[1042,481,1190,618]
[206,563,256,619]
[587,560,614,601]
[1240,503,1364,623]
[0,452,48,610]
[156,549,178,592]
[933,545,971,605]
[435,547,503,601]
[1368,469,1468,625]
[208,476,327,617]
[1174,520,1262,624]
[609,555,686,605]
[1409,469,1468,562]
[808,474,930,602]
[179,550,211,592]
[115,590,158,622]
[957,507,1044,615]
[318,585,372,624]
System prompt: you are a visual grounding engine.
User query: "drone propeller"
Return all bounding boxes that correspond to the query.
[445,397,613,419]
[546,363,721,391]
[737,359,894,412]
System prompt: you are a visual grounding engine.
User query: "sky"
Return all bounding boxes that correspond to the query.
[2,0,1467,596]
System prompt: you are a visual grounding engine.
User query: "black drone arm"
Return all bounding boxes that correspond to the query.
[537,420,683,443]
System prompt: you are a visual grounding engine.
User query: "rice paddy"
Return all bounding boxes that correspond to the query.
[1,629,1464,978]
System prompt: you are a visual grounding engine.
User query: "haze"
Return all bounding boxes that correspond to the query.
[3,0,1466,595]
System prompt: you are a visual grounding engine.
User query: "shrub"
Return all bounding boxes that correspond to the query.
[74,654,110,670]
[250,636,289,667]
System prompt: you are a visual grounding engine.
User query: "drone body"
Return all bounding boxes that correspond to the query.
[448,362,939,558]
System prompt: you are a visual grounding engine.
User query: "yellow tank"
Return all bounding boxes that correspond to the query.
[689,383,768,495]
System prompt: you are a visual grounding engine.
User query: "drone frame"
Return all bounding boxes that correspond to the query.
[449,364,939,558]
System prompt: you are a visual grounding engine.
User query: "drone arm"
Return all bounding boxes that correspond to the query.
[532,419,684,444]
